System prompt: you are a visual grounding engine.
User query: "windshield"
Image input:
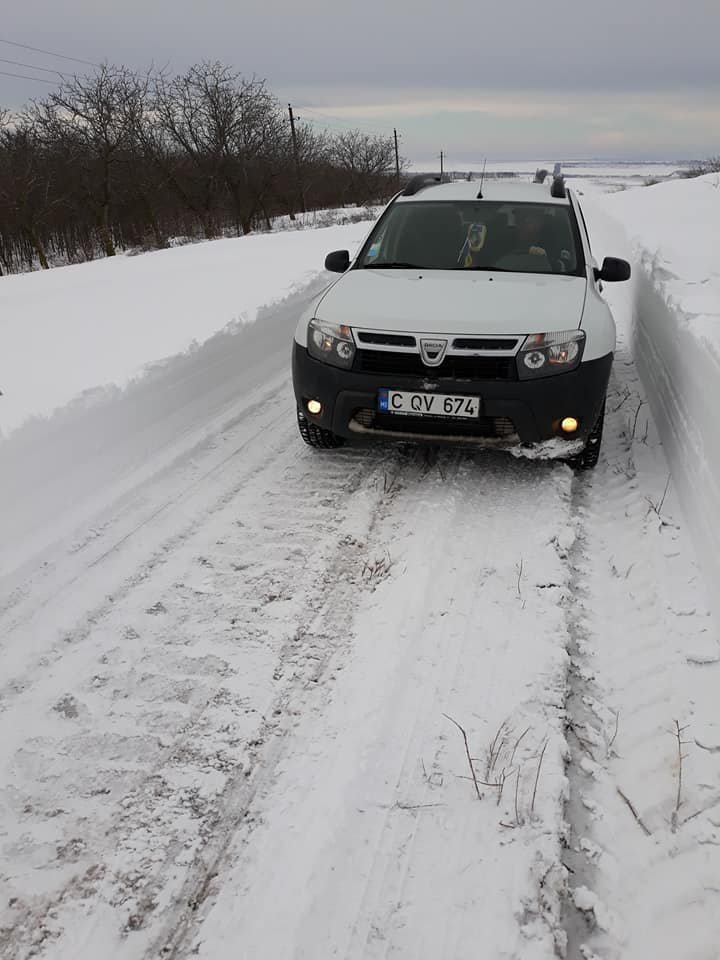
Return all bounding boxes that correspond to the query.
[356,200,585,276]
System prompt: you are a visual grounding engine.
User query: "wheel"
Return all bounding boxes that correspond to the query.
[567,401,605,471]
[296,408,345,449]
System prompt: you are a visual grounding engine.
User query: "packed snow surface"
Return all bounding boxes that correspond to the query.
[1,166,719,960]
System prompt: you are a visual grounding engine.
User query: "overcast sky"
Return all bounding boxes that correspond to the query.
[2,0,719,160]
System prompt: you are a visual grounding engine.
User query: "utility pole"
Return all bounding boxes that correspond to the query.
[393,128,401,187]
[288,104,306,216]
[440,150,444,179]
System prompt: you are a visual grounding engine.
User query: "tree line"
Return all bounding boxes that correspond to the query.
[0,62,403,274]
[681,157,720,178]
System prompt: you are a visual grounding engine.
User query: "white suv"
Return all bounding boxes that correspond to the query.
[292,173,630,468]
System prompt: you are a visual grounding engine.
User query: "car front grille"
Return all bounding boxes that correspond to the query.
[356,331,416,347]
[355,349,516,381]
[451,338,519,351]
[351,407,517,439]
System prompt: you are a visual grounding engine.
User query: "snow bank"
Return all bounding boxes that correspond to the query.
[604,173,720,588]
[0,220,375,437]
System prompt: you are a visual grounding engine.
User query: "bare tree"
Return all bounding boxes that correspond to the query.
[32,65,150,257]
[224,74,287,233]
[152,63,244,237]
[329,130,398,204]
[0,118,56,269]
[0,63,401,273]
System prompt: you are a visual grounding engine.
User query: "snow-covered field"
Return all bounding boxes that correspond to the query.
[1,167,719,960]
[408,159,690,187]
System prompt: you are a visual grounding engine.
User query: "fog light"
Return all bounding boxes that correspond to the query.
[561,417,579,434]
[307,399,322,415]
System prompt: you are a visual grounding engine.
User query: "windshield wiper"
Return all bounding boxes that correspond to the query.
[363,261,423,269]
[458,265,510,272]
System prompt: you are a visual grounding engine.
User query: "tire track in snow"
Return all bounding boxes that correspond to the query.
[0,389,292,750]
[0,427,408,959]
[0,377,291,630]
[144,453,426,960]
[176,452,580,960]
[559,346,720,959]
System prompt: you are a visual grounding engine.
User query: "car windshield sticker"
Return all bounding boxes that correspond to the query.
[366,233,384,260]
[458,222,487,267]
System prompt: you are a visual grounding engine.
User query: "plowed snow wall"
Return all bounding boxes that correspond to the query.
[632,253,720,586]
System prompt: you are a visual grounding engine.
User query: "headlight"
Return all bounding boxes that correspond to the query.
[307,318,356,369]
[517,330,585,380]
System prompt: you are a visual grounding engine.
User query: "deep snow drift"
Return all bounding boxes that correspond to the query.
[600,173,720,603]
[0,221,375,439]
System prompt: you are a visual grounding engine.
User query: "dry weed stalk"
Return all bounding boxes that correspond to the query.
[514,766,522,825]
[631,399,646,439]
[444,714,483,800]
[605,710,620,757]
[449,716,550,825]
[382,471,400,495]
[645,474,673,526]
[531,739,548,814]
[671,719,691,833]
[566,719,598,763]
[617,786,652,836]
[486,718,510,780]
[361,550,393,585]
[611,386,632,413]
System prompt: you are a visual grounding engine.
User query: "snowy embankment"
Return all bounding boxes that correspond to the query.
[0,220,374,439]
[602,174,720,592]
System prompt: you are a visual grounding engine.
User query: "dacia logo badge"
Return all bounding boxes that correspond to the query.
[419,338,448,367]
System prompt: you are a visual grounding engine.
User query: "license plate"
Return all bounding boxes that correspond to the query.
[378,389,480,419]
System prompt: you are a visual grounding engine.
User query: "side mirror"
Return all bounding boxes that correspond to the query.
[594,257,631,283]
[325,249,350,273]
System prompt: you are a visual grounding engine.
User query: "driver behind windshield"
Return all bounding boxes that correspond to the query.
[512,208,547,257]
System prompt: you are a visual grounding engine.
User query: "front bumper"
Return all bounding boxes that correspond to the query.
[292,343,612,447]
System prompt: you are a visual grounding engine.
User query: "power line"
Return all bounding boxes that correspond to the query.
[299,104,396,137]
[0,38,156,96]
[0,57,71,77]
[306,104,394,130]
[0,70,391,138]
[0,69,60,85]
[302,113,395,143]
[0,37,400,144]
[0,36,100,69]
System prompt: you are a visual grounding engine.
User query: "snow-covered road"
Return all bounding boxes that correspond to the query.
[1,180,719,960]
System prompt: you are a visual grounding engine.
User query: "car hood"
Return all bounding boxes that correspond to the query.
[315,269,587,336]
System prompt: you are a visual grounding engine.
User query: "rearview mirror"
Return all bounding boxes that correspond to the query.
[594,257,631,283]
[325,249,350,273]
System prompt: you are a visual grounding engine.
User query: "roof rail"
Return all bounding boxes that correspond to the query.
[402,174,444,197]
[550,175,567,198]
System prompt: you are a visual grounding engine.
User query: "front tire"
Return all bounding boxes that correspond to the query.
[567,401,605,471]
[297,409,345,449]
